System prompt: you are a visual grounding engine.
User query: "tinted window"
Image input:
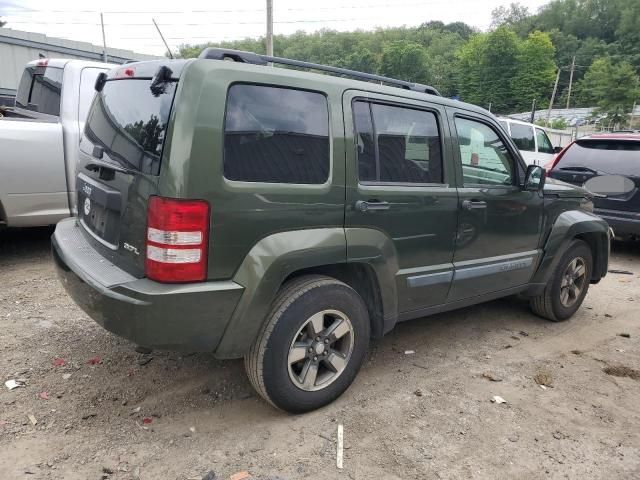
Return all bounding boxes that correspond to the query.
[78,68,103,125]
[353,101,443,184]
[84,79,176,175]
[224,84,329,184]
[536,128,554,154]
[455,117,515,186]
[15,66,63,116]
[556,140,640,176]
[510,123,535,152]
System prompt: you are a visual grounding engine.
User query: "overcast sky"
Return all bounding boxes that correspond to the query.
[0,0,551,56]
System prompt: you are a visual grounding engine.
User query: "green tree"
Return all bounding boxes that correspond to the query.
[531,0,624,43]
[456,34,487,105]
[427,31,466,96]
[491,2,530,29]
[578,57,640,126]
[379,41,430,84]
[343,47,378,74]
[457,28,520,112]
[616,0,640,70]
[511,31,557,111]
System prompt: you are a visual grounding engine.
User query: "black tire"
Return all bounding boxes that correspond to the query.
[245,275,370,413]
[530,239,593,321]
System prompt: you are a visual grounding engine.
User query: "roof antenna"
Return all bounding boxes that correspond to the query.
[153,18,174,59]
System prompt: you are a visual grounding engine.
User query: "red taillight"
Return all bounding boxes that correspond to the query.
[145,196,210,283]
[545,141,574,172]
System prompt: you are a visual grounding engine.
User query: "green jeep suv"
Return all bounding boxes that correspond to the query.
[52,49,611,413]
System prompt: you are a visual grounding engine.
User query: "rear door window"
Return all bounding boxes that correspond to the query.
[510,123,535,152]
[556,140,640,176]
[15,66,63,116]
[224,84,330,184]
[353,100,443,184]
[536,128,554,154]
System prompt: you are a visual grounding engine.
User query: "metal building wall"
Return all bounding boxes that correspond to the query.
[0,27,161,103]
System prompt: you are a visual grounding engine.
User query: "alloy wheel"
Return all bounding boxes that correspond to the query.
[559,257,587,308]
[287,309,355,392]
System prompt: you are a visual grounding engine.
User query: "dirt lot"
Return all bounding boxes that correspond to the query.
[1,227,640,480]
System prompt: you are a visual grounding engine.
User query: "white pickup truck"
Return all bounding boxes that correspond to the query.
[0,58,114,228]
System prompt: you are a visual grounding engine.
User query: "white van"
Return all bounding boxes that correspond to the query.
[497,117,558,166]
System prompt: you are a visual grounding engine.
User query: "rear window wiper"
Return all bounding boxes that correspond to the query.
[150,66,173,96]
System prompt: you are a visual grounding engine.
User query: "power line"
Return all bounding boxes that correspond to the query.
[7,17,433,26]
[3,2,443,15]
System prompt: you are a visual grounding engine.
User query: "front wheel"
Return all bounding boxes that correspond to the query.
[245,275,370,413]
[530,239,593,321]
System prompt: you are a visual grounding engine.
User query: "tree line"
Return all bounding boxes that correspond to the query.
[176,0,639,121]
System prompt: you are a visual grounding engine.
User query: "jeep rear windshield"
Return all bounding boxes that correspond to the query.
[557,139,640,177]
[84,78,176,175]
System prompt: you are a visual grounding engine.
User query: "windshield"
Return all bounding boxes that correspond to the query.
[15,65,63,116]
[557,140,640,177]
[84,78,176,175]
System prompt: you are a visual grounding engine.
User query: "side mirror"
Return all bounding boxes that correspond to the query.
[553,146,563,154]
[524,165,546,192]
[584,175,636,198]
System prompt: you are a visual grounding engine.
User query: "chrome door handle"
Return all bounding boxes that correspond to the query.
[462,200,487,211]
[355,200,390,212]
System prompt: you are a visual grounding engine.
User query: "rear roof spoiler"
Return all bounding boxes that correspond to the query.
[198,47,441,97]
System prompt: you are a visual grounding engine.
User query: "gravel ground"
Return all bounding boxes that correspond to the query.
[1,227,639,480]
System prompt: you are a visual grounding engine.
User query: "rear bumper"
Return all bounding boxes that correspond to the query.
[52,218,244,351]
[595,208,640,237]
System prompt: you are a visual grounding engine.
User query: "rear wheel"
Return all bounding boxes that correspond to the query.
[245,275,370,413]
[530,239,593,321]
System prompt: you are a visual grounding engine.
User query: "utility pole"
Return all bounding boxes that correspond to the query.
[546,67,561,126]
[565,56,576,109]
[530,98,537,124]
[266,0,274,57]
[630,100,637,129]
[488,102,492,113]
[153,18,174,59]
[100,13,108,63]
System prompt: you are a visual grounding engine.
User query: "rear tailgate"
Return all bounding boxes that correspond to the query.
[75,61,187,277]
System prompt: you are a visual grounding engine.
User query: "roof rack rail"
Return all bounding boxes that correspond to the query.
[198,48,441,96]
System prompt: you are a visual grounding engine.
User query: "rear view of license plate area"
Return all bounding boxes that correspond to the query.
[76,174,122,248]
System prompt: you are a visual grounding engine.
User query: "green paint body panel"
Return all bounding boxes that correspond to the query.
[52,56,611,358]
[52,219,243,351]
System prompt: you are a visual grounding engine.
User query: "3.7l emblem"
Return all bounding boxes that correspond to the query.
[123,243,140,255]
